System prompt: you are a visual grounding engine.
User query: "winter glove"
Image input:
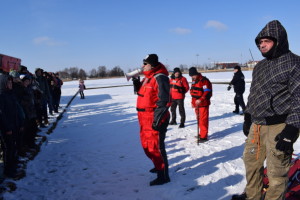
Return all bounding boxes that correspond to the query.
[170,74,175,79]
[152,107,169,131]
[132,76,141,94]
[195,99,201,106]
[243,113,252,137]
[275,124,299,155]
[227,85,232,91]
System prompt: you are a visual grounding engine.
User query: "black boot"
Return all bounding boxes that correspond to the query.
[233,110,239,114]
[149,167,158,173]
[231,192,247,200]
[199,138,208,143]
[169,121,177,125]
[179,123,185,128]
[150,170,170,186]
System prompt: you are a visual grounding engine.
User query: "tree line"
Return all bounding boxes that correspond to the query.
[57,66,124,80]
[56,62,249,80]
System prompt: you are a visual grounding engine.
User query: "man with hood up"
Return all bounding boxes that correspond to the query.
[132,54,171,186]
[227,65,246,115]
[232,20,300,200]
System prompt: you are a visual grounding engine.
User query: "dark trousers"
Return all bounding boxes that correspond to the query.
[170,99,186,124]
[47,95,54,114]
[79,91,85,99]
[234,93,246,112]
[52,94,59,112]
[35,102,43,125]
[1,133,17,176]
[41,98,48,120]
[23,118,37,148]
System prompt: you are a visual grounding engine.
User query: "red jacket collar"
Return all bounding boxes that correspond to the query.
[143,63,169,78]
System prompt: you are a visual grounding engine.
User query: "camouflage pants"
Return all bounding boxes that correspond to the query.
[243,123,291,200]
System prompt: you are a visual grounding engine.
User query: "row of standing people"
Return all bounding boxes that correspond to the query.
[169,66,246,142]
[0,66,63,179]
[133,19,300,200]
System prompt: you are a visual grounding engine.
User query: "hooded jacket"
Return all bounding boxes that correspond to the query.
[137,63,170,109]
[136,63,170,123]
[246,20,300,128]
[230,69,245,94]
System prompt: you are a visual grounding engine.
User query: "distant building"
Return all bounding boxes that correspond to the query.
[215,62,239,69]
[246,61,260,68]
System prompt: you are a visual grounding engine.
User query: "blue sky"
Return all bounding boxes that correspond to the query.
[1,0,300,73]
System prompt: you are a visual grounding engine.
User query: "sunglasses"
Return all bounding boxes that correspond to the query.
[143,63,148,65]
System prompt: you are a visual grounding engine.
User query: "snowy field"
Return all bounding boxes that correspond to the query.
[3,71,300,200]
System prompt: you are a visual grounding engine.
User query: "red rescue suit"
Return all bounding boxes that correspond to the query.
[136,63,170,171]
[170,75,190,124]
[170,76,189,100]
[190,74,212,139]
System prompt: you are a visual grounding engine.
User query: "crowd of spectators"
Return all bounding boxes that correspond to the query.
[0,65,63,179]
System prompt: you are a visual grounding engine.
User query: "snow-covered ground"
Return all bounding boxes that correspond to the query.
[3,71,300,200]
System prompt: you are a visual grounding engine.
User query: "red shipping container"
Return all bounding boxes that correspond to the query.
[0,54,21,72]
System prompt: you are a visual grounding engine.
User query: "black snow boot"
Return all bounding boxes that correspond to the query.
[149,167,158,173]
[231,192,247,200]
[179,123,185,128]
[169,121,177,125]
[150,170,170,186]
[233,110,239,114]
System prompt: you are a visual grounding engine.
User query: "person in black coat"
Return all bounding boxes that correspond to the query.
[0,76,25,178]
[227,65,246,114]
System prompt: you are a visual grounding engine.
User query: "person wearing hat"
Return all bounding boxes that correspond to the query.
[132,54,171,186]
[35,68,51,125]
[189,67,212,143]
[20,65,28,75]
[232,20,300,200]
[0,76,25,178]
[227,65,246,115]
[169,67,189,128]
[19,74,38,151]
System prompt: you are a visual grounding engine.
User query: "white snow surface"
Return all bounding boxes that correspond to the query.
[3,71,300,200]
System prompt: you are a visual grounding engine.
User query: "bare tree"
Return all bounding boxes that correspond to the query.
[109,66,124,77]
[69,67,79,79]
[89,68,97,78]
[78,68,87,80]
[97,66,107,78]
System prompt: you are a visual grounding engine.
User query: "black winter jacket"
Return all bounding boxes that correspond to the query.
[230,70,245,94]
[0,90,24,134]
[246,20,300,129]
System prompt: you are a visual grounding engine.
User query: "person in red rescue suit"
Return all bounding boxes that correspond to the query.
[169,67,189,128]
[189,67,212,143]
[132,54,171,186]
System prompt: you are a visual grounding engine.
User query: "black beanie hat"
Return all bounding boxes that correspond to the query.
[189,67,199,76]
[173,67,181,73]
[143,54,159,67]
[234,65,241,70]
[20,65,28,72]
[35,68,44,74]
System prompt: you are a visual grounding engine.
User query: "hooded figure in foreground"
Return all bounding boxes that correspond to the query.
[232,20,300,200]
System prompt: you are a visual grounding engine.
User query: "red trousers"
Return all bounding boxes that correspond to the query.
[195,106,209,139]
[138,111,169,171]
